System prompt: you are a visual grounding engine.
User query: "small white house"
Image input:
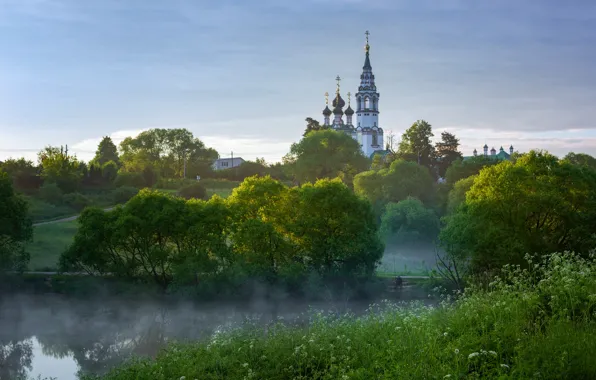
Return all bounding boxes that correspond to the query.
[212,157,245,171]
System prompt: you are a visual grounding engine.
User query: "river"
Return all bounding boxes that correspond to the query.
[0,286,432,380]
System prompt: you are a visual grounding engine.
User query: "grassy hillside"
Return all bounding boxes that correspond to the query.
[26,220,78,271]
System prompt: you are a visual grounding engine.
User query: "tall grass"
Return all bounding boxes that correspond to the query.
[88,252,596,380]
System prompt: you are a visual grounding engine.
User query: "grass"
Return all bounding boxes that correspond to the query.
[26,220,78,271]
[86,252,596,380]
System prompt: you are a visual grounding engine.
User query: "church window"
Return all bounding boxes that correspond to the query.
[364,97,370,109]
[372,131,378,146]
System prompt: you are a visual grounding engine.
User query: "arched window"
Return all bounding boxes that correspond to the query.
[372,131,378,146]
[364,97,370,109]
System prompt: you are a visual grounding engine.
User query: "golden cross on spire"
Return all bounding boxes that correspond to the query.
[324,91,329,105]
[335,75,341,94]
[365,30,370,53]
[347,91,351,106]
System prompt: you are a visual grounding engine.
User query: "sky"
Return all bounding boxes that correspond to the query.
[1,0,596,163]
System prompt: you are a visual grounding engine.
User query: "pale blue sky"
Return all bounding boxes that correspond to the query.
[1,0,596,163]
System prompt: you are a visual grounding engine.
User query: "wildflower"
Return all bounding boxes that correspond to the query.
[443,332,448,337]
[180,377,186,380]
[242,363,249,368]
[454,349,459,354]
[468,352,479,359]
[489,350,497,356]
[501,364,510,369]
[444,375,451,379]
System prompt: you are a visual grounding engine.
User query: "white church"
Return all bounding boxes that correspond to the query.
[320,31,386,158]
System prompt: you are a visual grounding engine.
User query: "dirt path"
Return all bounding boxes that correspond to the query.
[33,207,114,227]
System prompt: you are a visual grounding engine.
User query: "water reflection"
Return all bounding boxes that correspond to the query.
[0,288,431,379]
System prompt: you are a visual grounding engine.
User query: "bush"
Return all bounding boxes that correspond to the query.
[114,172,146,189]
[62,192,91,211]
[198,178,240,189]
[38,182,63,204]
[111,186,139,204]
[177,182,207,200]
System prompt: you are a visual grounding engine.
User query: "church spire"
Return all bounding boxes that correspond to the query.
[332,75,345,125]
[363,30,372,70]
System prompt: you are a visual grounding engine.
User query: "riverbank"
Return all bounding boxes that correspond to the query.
[86,252,596,380]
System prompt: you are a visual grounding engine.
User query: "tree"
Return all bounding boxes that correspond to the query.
[354,159,436,216]
[397,120,435,171]
[119,128,218,179]
[60,190,231,289]
[435,131,463,178]
[0,158,40,191]
[563,152,596,170]
[284,129,369,186]
[440,150,596,273]
[38,145,83,193]
[93,136,120,166]
[177,182,207,200]
[302,117,328,136]
[380,197,440,245]
[0,170,33,272]
[101,161,118,184]
[287,178,384,276]
[444,156,499,186]
[445,175,476,214]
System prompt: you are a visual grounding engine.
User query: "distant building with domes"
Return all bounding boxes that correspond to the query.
[464,144,515,161]
[320,31,387,158]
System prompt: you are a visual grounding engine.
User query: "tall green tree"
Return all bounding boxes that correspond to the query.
[284,129,369,186]
[444,156,499,186]
[0,157,40,191]
[287,178,384,276]
[397,120,435,171]
[38,145,83,193]
[93,136,120,166]
[440,150,596,273]
[0,171,33,272]
[435,131,463,178]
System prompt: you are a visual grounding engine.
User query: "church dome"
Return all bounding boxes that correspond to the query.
[333,105,344,115]
[332,94,345,108]
[344,105,354,115]
[322,106,332,116]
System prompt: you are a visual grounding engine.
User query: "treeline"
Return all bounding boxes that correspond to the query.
[58,176,383,298]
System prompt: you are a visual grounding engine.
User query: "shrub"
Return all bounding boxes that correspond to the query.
[154,177,195,190]
[111,186,139,204]
[38,182,63,204]
[114,172,146,189]
[62,192,91,211]
[198,178,240,189]
[101,161,118,183]
[177,182,207,200]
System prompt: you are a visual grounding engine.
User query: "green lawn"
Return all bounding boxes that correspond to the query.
[26,220,79,271]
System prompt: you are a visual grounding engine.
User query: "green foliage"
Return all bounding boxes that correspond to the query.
[563,152,596,169]
[354,159,436,217]
[0,171,33,272]
[111,186,139,204]
[444,156,499,186]
[440,150,596,273]
[38,145,83,193]
[397,119,436,171]
[93,136,120,166]
[380,197,439,244]
[38,182,64,204]
[284,129,370,186]
[0,157,40,191]
[177,182,207,200]
[302,116,329,136]
[288,178,384,276]
[62,192,92,212]
[101,160,119,183]
[119,128,218,179]
[445,175,476,214]
[26,220,78,271]
[114,172,146,189]
[435,131,463,178]
[90,252,596,380]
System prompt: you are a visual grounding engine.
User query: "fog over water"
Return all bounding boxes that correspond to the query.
[0,283,433,380]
